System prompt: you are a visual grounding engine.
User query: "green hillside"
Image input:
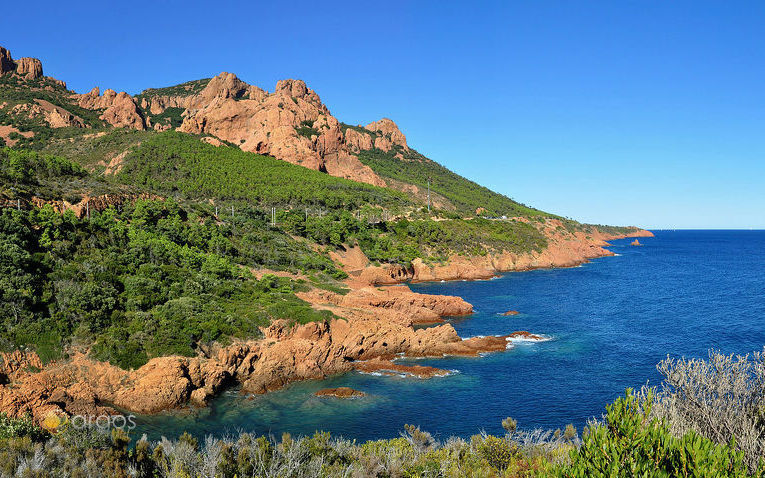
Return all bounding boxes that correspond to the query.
[353,134,546,217]
[117,131,414,210]
[0,71,641,370]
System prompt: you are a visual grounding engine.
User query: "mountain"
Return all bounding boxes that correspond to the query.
[0,45,651,424]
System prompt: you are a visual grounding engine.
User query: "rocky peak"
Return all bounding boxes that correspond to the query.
[275,79,308,98]
[0,46,43,79]
[15,58,43,79]
[76,87,147,130]
[198,72,250,101]
[365,118,408,151]
[0,47,15,74]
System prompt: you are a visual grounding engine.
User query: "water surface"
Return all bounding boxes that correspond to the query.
[132,231,765,442]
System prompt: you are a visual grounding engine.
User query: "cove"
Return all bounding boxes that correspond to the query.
[130,231,765,443]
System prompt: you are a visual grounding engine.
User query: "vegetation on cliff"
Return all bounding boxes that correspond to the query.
[0,192,341,368]
[116,131,413,210]
[0,75,105,149]
[356,142,545,218]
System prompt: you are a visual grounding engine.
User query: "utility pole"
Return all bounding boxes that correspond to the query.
[271,207,276,227]
[427,177,431,214]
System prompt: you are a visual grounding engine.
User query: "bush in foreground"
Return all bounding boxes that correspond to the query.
[2,350,765,476]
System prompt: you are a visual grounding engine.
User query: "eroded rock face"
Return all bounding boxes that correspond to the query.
[9,100,86,129]
[0,47,14,74]
[176,72,387,186]
[365,117,408,152]
[0,47,43,80]
[76,87,147,130]
[15,57,43,79]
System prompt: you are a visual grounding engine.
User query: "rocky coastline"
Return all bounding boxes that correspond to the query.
[0,224,651,425]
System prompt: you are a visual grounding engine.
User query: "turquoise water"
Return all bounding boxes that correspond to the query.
[131,231,765,442]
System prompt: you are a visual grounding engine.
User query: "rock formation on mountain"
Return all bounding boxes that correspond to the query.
[76,87,147,130]
[0,46,51,81]
[365,118,409,152]
[175,73,388,185]
[1,44,411,187]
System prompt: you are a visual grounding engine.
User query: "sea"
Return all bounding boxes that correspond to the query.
[130,230,765,442]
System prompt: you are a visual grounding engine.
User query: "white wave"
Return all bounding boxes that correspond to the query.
[505,334,552,344]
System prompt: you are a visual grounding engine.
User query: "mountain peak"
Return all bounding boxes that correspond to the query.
[0,46,44,81]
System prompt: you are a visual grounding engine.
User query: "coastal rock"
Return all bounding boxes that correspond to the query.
[507,331,545,341]
[353,359,450,378]
[631,239,642,246]
[315,387,365,398]
[501,310,520,316]
[328,285,473,325]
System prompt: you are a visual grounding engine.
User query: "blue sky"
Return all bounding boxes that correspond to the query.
[4,0,764,228]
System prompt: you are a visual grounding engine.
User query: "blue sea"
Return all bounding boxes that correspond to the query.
[131,230,765,442]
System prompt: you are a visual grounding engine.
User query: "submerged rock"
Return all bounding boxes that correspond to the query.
[315,387,365,399]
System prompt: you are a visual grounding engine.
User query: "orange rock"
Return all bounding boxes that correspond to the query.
[631,239,642,246]
[14,57,43,79]
[365,118,408,151]
[501,310,520,316]
[353,359,450,378]
[0,47,13,75]
[76,87,147,130]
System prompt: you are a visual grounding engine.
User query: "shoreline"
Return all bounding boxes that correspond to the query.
[0,223,652,425]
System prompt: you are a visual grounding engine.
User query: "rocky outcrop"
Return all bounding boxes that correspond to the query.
[351,221,654,285]
[0,304,535,422]
[5,99,86,130]
[315,387,365,398]
[14,57,43,79]
[0,47,14,75]
[0,46,48,81]
[16,193,163,219]
[631,239,642,246]
[502,310,520,316]
[177,73,386,186]
[76,87,147,130]
[365,118,408,152]
[303,285,472,325]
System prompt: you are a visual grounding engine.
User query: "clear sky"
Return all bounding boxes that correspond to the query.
[4,0,764,228]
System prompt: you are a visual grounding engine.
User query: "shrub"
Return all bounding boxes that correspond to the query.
[402,424,436,454]
[477,435,517,470]
[562,389,751,477]
[649,349,765,472]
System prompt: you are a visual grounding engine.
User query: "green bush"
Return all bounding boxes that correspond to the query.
[561,389,751,477]
[477,435,517,470]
